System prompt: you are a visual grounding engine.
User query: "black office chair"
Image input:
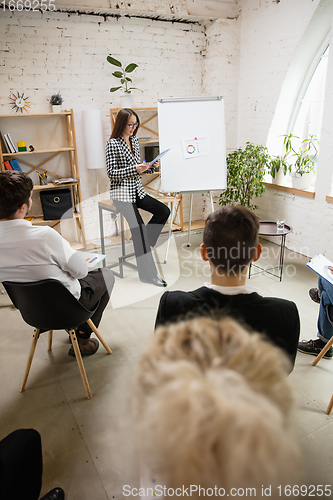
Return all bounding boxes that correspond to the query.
[311,305,333,415]
[2,279,112,400]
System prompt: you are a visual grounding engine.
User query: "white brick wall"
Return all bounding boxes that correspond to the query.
[0,10,210,240]
[237,0,321,146]
[235,0,333,257]
[203,18,240,152]
[4,2,331,253]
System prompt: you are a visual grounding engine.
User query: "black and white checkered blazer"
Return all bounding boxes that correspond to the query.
[105,135,153,203]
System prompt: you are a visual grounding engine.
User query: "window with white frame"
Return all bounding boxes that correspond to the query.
[289,44,329,180]
[291,44,329,143]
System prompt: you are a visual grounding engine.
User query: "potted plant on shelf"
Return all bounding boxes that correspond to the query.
[285,133,319,189]
[267,135,292,185]
[106,55,142,108]
[49,92,64,113]
[219,142,271,210]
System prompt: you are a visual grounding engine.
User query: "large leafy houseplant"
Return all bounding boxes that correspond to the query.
[106,55,141,94]
[219,142,271,210]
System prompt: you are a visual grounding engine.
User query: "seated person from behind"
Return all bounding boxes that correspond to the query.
[0,170,115,357]
[298,268,333,358]
[155,206,300,371]
[0,428,64,500]
[135,317,300,498]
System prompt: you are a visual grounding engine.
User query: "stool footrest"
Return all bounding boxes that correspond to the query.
[122,261,138,271]
[119,252,136,262]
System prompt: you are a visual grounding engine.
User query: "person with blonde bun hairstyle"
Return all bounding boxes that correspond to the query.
[134,317,301,499]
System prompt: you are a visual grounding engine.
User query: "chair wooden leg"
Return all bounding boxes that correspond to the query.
[326,394,333,415]
[21,328,40,393]
[87,319,112,354]
[68,329,92,400]
[312,336,333,366]
[47,330,53,351]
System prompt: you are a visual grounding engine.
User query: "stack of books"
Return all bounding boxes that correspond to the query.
[0,132,18,153]
[4,159,22,171]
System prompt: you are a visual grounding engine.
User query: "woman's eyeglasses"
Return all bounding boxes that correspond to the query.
[128,123,138,128]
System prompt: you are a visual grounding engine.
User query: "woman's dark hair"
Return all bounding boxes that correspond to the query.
[110,108,140,139]
[0,170,34,219]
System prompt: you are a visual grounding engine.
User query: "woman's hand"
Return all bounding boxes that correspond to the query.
[329,266,333,276]
[152,160,160,169]
[136,161,152,174]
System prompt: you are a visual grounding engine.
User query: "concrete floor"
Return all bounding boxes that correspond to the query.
[0,230,332,499]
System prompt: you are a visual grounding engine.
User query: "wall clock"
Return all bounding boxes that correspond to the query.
[9,91,30,113]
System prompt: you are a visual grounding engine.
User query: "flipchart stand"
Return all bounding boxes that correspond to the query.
[163,190,215,263]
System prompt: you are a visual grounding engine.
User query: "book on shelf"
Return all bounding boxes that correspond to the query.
[6,133,18,153]
[10,159,22,171]
[3,134,14,153]
[4,160,13,170]
[0,131,9,153]
[53,177,77,185]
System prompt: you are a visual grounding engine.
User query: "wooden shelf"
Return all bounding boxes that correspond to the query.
[110,107,159,143]
[3,147,75,156]
[0,110,86,248]
[264,182,315,199]
[139,139,159,144]
[31,213,81,225]
[0,111,71,118]
[33,181,78,191]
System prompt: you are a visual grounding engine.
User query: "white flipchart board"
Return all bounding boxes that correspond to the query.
[158,96,227,193]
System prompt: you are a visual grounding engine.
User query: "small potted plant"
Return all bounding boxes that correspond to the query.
[49,92,64,113]
[283,133,319,189]
[268,155,291,184]
[106,55,142,108]
[219,142,271,210]
[267,135,292,185]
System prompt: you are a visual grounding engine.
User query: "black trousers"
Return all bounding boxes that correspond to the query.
[114,194,170,279]
[78,268,115,338]
[0,429,43,500]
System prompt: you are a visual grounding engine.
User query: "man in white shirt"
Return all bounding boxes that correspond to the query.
[0,170,114,357]
[155,206,300,371]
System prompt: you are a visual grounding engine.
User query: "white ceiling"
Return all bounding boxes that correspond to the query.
[186,0,239,18]
[47,0,240,22]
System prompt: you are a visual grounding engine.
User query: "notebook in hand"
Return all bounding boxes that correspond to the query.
[307,254,333,286]
[147,148,171,167]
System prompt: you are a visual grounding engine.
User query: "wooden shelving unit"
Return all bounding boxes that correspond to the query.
[0,110,86,248]
[110,107,159,144]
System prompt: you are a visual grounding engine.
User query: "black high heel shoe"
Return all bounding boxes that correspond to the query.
[140,274,167,287]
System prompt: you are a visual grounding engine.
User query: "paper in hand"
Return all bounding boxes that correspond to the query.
[307,254,333,286]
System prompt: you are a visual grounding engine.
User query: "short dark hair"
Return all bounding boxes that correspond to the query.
[110,108,140,139]
[203,206,259,275]
[0,170,34,219]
